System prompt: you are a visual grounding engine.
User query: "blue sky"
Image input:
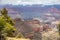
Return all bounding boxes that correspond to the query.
[0,0,60,5]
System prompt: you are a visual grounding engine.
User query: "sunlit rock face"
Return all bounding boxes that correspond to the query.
[14,18,42,40]
[14,18,33,36]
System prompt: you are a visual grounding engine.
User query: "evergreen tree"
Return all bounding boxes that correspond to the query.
[1,8,14,26]
[0,8,16,40]
[0,16,6,40]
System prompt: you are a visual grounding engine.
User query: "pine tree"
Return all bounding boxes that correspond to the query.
[1,8,14,26]
[0,16,6,40]
[0,8,16,40]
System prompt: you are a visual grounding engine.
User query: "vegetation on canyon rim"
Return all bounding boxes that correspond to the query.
[58,23,60,36]
[0,8,16,40]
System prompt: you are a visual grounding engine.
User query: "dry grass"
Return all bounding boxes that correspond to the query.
[7,37,30,40]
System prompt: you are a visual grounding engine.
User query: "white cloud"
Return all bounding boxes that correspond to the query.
[0,0,60,5]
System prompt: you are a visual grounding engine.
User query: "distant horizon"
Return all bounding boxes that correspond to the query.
[0,0,60,5]
[0,4,60,6]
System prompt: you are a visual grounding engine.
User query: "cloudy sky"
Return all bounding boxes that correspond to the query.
[0,0,60,5]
